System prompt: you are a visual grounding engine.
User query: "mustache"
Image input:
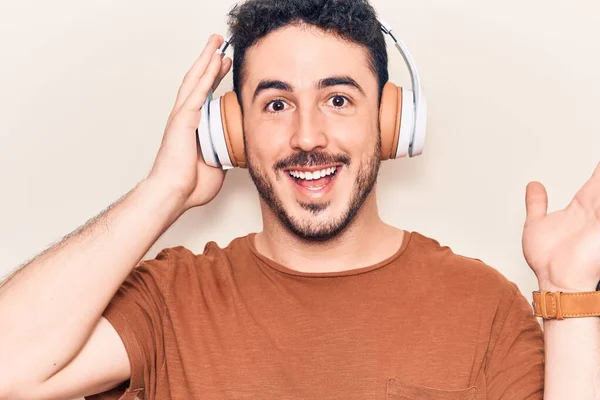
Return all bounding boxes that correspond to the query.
[273,151,351,171]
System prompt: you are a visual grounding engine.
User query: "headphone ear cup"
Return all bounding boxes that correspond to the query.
[198,91,220,168]
[379,82,416,160]
[207,96,234,169]
[395,88,415,159]
[220,91,246,168]
[379,82,402,160]
[410,92,427,157]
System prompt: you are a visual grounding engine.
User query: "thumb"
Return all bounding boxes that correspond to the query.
[591,161,600,181]
[525,181,548,224]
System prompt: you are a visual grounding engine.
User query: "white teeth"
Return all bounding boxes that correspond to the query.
[288,167,338,180]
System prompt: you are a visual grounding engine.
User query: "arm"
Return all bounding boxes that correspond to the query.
[0,179,182,398]
[522,164,600,400]
[543,316,600,399]
[0,34,231,399]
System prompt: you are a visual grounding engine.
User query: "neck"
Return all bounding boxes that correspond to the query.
[254,191,405,273]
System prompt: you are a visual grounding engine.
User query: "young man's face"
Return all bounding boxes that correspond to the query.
[241,24,382,241]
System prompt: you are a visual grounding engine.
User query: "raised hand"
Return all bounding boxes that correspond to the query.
[523,162,600,292]
[148,34,233,211]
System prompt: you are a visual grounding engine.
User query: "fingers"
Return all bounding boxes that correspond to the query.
[592,161,600,180]
[180,51,225,113]
[525,181,548,224]
[212,56,232,92]
[173,34,225,112]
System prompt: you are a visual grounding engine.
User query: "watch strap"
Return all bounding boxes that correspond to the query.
[532,290,600,320]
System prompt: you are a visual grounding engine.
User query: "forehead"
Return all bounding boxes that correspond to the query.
[242,24,375,92]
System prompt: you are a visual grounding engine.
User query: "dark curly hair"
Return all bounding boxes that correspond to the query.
[227,0,389,109]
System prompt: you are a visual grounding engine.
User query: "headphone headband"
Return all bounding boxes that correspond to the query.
[217,35,233,54]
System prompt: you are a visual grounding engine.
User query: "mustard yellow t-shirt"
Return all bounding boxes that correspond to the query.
[87,231,544,400]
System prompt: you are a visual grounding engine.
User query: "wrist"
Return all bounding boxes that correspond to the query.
[137,177,188,222]
[537,280,599,293]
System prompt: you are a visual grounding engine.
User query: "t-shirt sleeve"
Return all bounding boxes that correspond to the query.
[85,248,177,400]
[485,283,545,399]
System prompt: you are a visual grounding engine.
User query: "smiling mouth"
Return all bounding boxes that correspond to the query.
[284,165,342,193]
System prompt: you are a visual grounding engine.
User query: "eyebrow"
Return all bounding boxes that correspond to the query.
[251,75,365,103]
[318,76,365,96]
[252,80,293,102]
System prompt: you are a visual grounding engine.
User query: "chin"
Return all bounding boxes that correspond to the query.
[274,199,354,242]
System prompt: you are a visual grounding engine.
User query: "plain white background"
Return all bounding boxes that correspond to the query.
[1,0,599,312]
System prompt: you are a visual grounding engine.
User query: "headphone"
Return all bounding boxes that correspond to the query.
[197,16,427,170]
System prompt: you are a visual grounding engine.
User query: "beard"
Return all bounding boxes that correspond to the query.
[245,135,381,242]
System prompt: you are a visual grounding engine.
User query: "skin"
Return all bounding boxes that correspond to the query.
[241,24,405,273]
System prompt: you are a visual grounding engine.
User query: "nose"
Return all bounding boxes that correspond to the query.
[289,106,328,152]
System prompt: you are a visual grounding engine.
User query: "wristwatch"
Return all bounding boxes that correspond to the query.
[532,288,600,320]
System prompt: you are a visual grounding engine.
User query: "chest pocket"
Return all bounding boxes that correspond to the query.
[386,378,478,400]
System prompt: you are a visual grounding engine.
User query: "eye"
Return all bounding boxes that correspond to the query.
[265,99,288,113]
[328,95,350,109]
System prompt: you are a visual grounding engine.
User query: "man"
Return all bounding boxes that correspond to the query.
[0,0,598,399]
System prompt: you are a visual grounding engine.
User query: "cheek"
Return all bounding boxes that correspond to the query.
[244,118,292,164]
[325,114,379,153]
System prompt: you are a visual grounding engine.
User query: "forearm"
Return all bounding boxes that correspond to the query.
[543,317,600,400]
[0,177,184,388]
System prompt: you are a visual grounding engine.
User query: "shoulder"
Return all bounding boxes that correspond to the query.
[141,235,252,294]
[406,231,520,300]
[140,234,250,269]
[403,232,535,338]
